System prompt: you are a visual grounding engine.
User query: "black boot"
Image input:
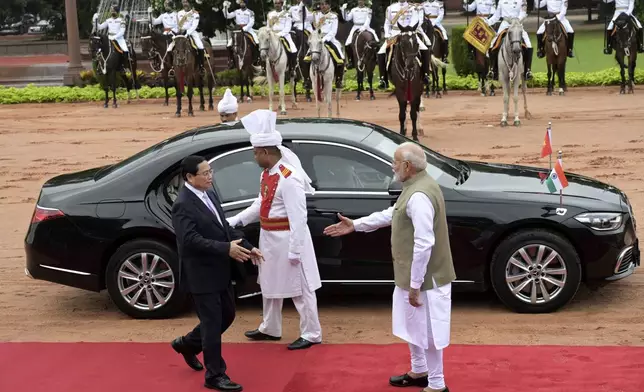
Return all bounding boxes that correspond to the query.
[227,46,235,69]
[378,52,388,88]
[420,50,430,82]
[442,39,449,63]
[567,33,575,57]
[604,29,612,55]
[346,44,354,69]
[536,33,545,58]
[336,63,344,89]
[198,49,205,76]
[524,47,533,80]
[638,28,644,53]
[488,49,498,80]
[288,52,297,78]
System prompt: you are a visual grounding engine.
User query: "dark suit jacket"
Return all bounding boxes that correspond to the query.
[171,186,254,294]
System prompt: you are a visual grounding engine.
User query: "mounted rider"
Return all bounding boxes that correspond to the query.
[377,0,430,89]
[535,0,575,58]
[149,0,179,54]
[92,4,132,70]
[223,0,260,67]
[340,0,379,69]
[485,0,534,80]
[267,0,299,76]
[420,0,450,63]
[177,0,206,76]
[603,0,644,54]
[462,0,497,59]
[289,0,315,36]
[309,0,345,88]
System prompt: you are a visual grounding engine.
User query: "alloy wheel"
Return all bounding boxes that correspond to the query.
[117,252,175,311]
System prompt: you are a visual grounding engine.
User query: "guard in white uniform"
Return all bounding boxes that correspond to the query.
[177,0,206,74]
[485,0,534,80]
[421,0,449,63]
[535,0,575,58]
[309,0,345,88]
[223,0,260,67]
[603,0,644,54]
[94,4,130,54]
[149,1,179,53]
[323,142,455,392]
[463,0,496,58]
[340,0,379,69]
[289,0,315,34]
[217,88,239,124]
[267,0,298,75]
[227,109,323,352]
[378,0,429,89]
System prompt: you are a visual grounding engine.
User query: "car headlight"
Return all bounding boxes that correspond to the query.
[574,212,623,231]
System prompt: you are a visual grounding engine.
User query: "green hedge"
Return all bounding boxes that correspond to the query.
[451,25,478,77]
[1,68,643,104]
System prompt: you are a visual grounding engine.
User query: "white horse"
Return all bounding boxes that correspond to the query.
[308,30,340,118]
[498,18,531,126]
[254,26,295,115]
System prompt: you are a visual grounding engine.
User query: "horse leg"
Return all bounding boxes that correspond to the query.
[104,84,109,108]
[628,56,636,94]
[442,67,447,95]
[327,80,333,118]
[410,97,420,141]
[111,72,118,108]
[618,55,626,94]
[501,81,509,127]
[163,71,170,106]
[356,70,362,101]
[368,68,375,100]
[175,83,182,117]
[546,63,552,96]
[268,71,274,112]
[199,76,205,111]
[513,80,521,126]
[279,73,287,115]
[208,75,214,110]
[188,81,194,116]
[557,62,565,95]
[398,100,407,136]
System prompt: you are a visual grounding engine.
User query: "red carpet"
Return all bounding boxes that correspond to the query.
[1,343,643,392]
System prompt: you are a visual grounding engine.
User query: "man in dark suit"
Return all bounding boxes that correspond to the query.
[171,155,263,391]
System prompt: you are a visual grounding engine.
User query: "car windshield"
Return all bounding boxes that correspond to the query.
[360,130,463,182]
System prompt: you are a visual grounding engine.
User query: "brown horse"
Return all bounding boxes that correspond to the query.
[350,29,379,101]
[141,31,174,106]
[230,29,260,103]
[610,13,638,94]
[543,14,568,96]
[293,29,313,102]
[422,18,448,98]
[389,24,423,141]
[172,35,216,116]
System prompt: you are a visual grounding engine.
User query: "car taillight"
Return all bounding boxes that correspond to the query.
[31,205,65,223]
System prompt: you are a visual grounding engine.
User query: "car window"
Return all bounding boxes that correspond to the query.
[296,143,392,191]
[210,148,262,202]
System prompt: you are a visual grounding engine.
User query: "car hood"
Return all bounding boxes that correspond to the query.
[455,161,624,209]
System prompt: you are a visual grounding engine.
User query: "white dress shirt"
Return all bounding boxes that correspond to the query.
[184,182,223,226]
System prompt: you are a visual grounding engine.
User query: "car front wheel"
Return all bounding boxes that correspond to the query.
[105,239,188,319]
[490,229,582,313]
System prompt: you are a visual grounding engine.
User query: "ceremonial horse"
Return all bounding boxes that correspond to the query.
[230,29,261,103]
[140,31,174,106]
[255,26,296,115]
[610,12,638,94]
[351,29,379,101]
[389,23,424,141]
[293,30,313,102]
[543,14,568,96]
[171,34,216,116]
[497,18,531,126]
[422,18,448,98]
[308,29,339,118]
[89,34,140,108]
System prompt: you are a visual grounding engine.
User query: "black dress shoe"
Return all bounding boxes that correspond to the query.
[170,337,204,371]
[244,329,281,341]
[389,373,429,388]
[287,337,320,350]
[204,375,243,391]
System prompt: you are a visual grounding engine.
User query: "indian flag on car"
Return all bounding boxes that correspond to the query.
[545,161,568,193]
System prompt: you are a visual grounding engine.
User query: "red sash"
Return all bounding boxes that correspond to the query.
[260,169,290,231]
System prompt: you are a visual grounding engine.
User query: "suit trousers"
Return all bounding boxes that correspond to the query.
[183,285,236,382]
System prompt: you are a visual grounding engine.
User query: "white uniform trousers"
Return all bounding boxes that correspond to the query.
[345,25,380,45]
[409,343,445,390]
[227,29,259,46]
[189,31,204,49]
[280,33,298,53]
[112,37,129,52]
[489,19,532,49]
[536,16,574,34]
[257,283,322,342]
[608,11,643,30]
[378,30,429,54]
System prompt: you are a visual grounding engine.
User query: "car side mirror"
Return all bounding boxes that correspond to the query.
[388,180,402,196]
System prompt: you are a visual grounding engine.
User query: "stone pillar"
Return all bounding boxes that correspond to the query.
[63,0,84,86]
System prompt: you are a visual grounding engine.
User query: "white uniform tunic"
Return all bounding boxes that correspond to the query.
[341,5,380,45]
[289,1,314,33]
[378,1,428,54]
[486,0,532,49]
[353,192,451,390]
[463,0,496,22]
[268,9,298,53]
[152,11,179,35]
[177,9,204,49]
[224,7,259,46]
[421,0,448,39]
[535,0,574,34]
[98,17,129,52]
[604,0,642,30]
[313,11,345,60]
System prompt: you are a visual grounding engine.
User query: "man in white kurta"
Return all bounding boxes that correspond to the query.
[324,142,454,392]
[602,0,644,54]
[217,88,239,124]
[226,109,323,351]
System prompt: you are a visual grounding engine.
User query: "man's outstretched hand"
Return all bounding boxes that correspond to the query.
[250,247,264,265]
[323,213,355,237]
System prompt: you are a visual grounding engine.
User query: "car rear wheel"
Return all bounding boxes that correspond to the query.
[490,229,582,313]
[105,239,187,319]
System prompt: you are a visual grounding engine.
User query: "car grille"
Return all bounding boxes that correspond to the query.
[615,246,635,275]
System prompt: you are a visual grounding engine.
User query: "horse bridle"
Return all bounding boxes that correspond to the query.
[232,30,248,70]
[615,22,634,57]
[91,35,111,75]
[394,31,419,81]
[310,37,331,75]
[259,30,284,69]
[501,27,523,82]
[172,34,191,67]
[544,17,564,56]
[353,30,375,72]
[140,36,166,72]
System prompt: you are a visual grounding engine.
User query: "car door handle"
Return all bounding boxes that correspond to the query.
[314,208,338,215]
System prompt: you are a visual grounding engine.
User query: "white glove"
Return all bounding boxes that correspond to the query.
[341,3,347,9]
[108,34,115,40]
[223,0,231,8]
[147,6,153,13]
[92,13,99,22]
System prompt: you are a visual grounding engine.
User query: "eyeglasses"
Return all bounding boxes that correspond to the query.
[197,169,213,177]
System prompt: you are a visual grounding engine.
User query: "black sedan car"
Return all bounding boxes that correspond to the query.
[25,119,640,319]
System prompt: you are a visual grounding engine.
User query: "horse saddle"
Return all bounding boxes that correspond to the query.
[432,26,446,41]
[491,29,527,51]
[111,40,126,54]
[544,15,566,39]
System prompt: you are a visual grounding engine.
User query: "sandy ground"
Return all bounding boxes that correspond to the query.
[2,86,644,346]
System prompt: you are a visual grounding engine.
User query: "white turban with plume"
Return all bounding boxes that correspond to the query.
[217,88,238,114]
[241,109,315,194]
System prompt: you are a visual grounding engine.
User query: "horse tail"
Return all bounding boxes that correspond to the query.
[431,54,448,69]
[253,75,268,85]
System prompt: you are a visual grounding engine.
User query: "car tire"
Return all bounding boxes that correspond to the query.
[105,239,188,319]
[490,229,582,313]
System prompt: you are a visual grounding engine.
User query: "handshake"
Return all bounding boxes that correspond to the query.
[229,239,264,265]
